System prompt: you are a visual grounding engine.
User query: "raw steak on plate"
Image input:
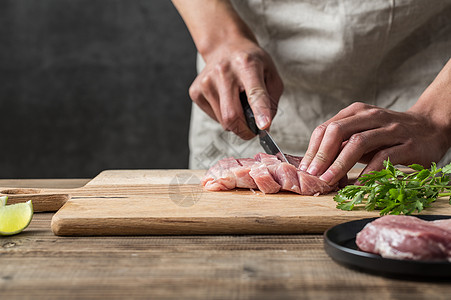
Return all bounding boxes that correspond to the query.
[356,215,451,261]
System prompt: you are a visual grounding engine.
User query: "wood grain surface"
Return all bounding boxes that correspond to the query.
[2,170,451,236]
[0,170,207,212]
[1,212,451,299]
[48,170,451,236]
[1,179,450,300]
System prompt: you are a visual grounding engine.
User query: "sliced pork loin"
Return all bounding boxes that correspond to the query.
[298,171,334,196]
[283,153,303,168]
[234,159,258,189]
[255,153,301,194]
[356,215,451,261]
[201,153,337,195]
[249,163,281,194]
[201,157,238,191]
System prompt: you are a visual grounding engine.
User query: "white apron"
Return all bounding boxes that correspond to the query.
[189,0,451,169]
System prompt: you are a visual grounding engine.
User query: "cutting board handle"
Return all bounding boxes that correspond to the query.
[1,188,43,195]
[0,188,71,212]
[0,182,133,212]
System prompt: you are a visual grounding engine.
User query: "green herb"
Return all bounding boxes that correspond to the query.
[334,159,451,215]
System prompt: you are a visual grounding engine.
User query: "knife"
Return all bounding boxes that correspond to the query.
[239,92,289,163]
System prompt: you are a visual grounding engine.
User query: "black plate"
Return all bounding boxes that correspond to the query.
[323,215,451,280]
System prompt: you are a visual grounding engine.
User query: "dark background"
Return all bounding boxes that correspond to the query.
[0,0,197,178]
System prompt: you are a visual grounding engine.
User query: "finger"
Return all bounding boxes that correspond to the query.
[305,119,363,176]
[299,123,327,172]
[300,102,369,171]
[237,56,274,130]
[361,143,414,176]
[358,149,384,165]
[189,88,218,122]
[306,107,394,176]
[195,75,223,124]
[318,126,403,185]
[216,71,255,139]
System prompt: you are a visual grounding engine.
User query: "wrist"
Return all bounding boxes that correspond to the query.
[408,71,451,154]
[409,106,451,157]
[173,0,258,61]
[198,35,259,64]
[196,19,258,61]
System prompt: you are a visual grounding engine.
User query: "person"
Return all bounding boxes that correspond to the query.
[172,0,451,185]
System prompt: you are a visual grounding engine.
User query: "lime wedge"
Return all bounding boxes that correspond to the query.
[0,199,33,236]
[0,195,6,207]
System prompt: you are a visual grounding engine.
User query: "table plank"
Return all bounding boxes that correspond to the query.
[0,180,450,299]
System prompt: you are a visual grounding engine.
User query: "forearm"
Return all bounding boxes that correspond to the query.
[171,0,257,60]
[172,0,283,135]
[408,58,451,154]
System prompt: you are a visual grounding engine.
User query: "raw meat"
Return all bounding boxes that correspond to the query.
[239,157,282,193]
[201,157,238,191]
[298,171,334,196]
[275,163,301,194]
[255,153,300,194]
[356,215,451,261]
[249,163,281,194]
[201,153,337,195]
[233,159,258,189]
[283,153,303,167]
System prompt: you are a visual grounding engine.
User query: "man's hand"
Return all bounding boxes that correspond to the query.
[300,59,451,186]
[172,0,283,139]
[189,39,283,139]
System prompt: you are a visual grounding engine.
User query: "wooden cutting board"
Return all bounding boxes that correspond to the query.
[2,169,451,236]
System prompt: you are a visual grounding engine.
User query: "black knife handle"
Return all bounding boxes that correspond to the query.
[239,92,259,135]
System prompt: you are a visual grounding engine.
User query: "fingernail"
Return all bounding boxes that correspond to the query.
[256,115,270,129]
[299,164,308,172]
[307,165,318,176]
[319,170,334,184]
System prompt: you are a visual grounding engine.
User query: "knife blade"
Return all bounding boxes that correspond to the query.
[239,92,289,163]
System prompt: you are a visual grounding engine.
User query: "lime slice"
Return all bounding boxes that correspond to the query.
[0,200,33,236]
[0,195,6,207]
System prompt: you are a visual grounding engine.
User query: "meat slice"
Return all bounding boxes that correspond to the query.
[201,152,339,196]
[297,171,337,195]
[255,153,301,194]
[283,153,303,168]
[201,157,238,191]
[273,163,301,194]
[249,163,281,194]
[237,158,258,167]
[202,157,260,190]
[432,219,451,228]
[255,152,281,165]
[356,215,451,261]
[234,159,258,189]
[238,157,281,193]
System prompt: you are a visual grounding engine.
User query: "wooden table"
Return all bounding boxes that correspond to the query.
[1,179,450,299]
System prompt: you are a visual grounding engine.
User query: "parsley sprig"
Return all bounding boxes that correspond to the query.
[334,159,451,215]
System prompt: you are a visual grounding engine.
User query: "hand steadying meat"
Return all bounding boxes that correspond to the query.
[172,0,283,140]
[300,59,451,186]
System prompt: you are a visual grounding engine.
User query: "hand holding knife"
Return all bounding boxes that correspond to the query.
[239,92,289,163]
